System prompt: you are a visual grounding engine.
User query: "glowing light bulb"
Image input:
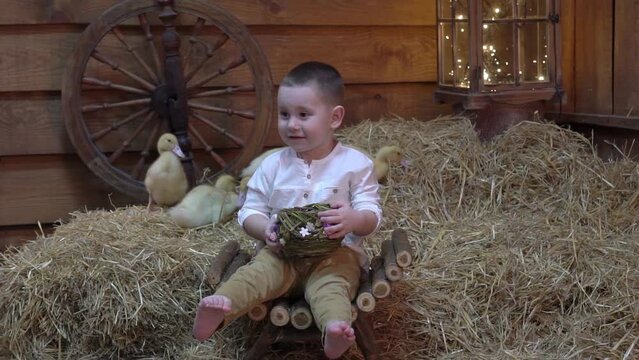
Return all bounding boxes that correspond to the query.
[483,24,488,29]
[445,35,450,40]
[494,8,501,14]
[457,15,464,19]
[538,76,545,80]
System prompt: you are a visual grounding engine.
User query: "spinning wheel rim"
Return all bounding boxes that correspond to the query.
[62,0,274,200]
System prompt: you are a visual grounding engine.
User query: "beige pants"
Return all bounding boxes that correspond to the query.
[216,246,360,332]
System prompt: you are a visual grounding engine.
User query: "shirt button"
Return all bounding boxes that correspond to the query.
[303,193,309,199]
[306,174,311,179]
[333,189,338,193]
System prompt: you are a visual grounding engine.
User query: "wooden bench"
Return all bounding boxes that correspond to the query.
[206,229,412,359]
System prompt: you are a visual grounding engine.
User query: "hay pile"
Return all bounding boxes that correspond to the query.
[0,208,253,359]
[2,115,639,359]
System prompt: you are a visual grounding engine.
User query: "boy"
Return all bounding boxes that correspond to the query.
[193,61,381,359]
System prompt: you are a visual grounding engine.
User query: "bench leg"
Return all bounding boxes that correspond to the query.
[354,313,380,360]
[244,322,280,360]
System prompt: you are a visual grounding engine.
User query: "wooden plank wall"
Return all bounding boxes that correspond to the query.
[0,0,453,247]
[558,0,639,160]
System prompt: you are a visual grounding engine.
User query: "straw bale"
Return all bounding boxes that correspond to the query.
[4,115,639,359]
[0,206,252,358]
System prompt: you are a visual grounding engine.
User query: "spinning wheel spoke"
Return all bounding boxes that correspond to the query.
[187,54,247,90]
[188,101,255,120]
[190,84,255,98]
[90,107,151,141]
[81,98,151,112]
[138,13,164,82]
[111,27,160,84]
[190,110,245,147]
[188,124,227,168]
[184,34,229,83]
[63,0,273,199]
[82,76,150,95]
[91,49,156,92]
[182,17,206,75]
[108,111,156,163]
[132,120,163,180]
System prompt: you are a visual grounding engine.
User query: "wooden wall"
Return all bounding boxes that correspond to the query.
[555,0,639,160]
[0,0,452,247]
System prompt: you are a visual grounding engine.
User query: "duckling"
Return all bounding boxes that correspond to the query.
[168,175,239,228]
[144,133,189,209]
[373,145,403,181]
[237,175,251,207]
[214,174,238,193]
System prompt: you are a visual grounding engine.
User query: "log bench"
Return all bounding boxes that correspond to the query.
[205,229,412,359]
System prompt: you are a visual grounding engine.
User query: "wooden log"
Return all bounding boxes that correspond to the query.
[244,322,281,360]
[351,303,359,322]
[290,299,313,330]
[205,240,239,288]
[269,299,290,327]
[355,267,376,312]
[392,228,412,268]
[381,239,402,281]
[248,303,269,321]
[370,256,391,299]
[353,312,381,359]
[220,250,251,283]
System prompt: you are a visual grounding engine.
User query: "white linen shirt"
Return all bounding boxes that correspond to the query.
[238,143,382,263]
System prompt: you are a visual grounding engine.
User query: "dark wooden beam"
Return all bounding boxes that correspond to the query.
[548,112,639,131]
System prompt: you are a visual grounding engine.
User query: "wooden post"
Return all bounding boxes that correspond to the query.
[381,239,402,281]
[356,267,376,312]
[290,299,313,330]
[248,303,269,321]
[220,250,251,283]
[354,312,380,359]
[269,299,290,327]
[351,303,359,322]
[206,240,239,288]
[391,228,412,268]
[370,256,391,299]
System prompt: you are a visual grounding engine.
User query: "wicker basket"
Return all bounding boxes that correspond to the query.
[276,203,342,258]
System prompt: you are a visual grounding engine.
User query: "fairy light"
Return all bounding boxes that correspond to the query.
[438,0,556,90]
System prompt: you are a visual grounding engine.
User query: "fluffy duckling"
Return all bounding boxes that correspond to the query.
[144,133,188,208]
[374,145,403,181]
[168,174,239,228]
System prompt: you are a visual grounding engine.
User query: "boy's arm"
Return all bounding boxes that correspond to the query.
[242,214,269,241]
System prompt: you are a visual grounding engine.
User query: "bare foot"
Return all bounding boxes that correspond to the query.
[324,320,356,359]
[192,295,232,342]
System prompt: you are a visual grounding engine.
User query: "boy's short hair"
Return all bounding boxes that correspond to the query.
[281,61,344,106]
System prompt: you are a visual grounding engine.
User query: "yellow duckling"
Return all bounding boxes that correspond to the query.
[168,174,239,228]
[374,145,403,181]
[144,133,188,209]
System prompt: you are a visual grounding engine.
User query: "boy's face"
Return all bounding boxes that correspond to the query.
[277,84,343,161]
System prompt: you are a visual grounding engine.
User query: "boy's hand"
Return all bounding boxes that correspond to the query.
[264,214,283,252]
[318,201,358,239]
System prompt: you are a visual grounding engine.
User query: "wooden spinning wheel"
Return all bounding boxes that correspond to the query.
[62,0,274,200]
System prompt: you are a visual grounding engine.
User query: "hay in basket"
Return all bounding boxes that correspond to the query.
[276,203,341,258]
